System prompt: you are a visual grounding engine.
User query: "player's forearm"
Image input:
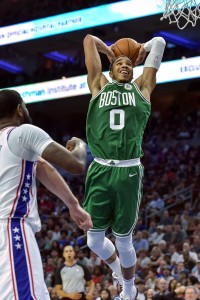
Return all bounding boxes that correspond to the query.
[42,142,85,174]
[36,158,80,209]
[144,37,166,70]
[86,34,110,56]
[70,140,87,171]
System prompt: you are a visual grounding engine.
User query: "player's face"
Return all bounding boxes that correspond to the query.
[110,56,133,83]
[20,101,32,124]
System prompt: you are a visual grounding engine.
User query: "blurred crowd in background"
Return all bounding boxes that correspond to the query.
[35,108,200,299]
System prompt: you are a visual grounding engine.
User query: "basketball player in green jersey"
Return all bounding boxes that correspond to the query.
[83,34,166,300]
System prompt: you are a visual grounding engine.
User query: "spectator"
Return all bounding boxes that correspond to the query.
[88,251,102,272]
[162,266,174,287]
[184,286,200,300]
[135,278,146,300]
[172,262,185,281]
[97,288,112,300]
[188,275,200,286]
[58,230,69,249]
[146,288,155,300]
[92,265,105,285]
[148,220,157,235]
[76,249,90,268]
[52,224,61,241]
[192,261,200,282]
[154,278,168,298]
[158,240,168,255]
[145,269,157,290]
[147,192,165,213]
[191,236,200,254]
[177,242,198,265]
[136,249,151,274]
[51,240,62,255]
[168,245,180,266]
[157,260,168,276]
[148,226,165,245]
[168,278,178,292]
[179,269,190,286]
[149,246,164,272]
[133,231,149,253]
[135,217,147,232]
[107,285,118,300]
[170,224,187,245]
[159,210,173,226]
[163,225,174,244]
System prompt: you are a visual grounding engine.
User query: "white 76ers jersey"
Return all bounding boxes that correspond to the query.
[0,125,53,232]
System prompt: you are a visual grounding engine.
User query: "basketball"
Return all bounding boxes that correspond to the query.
[111,38,141,65]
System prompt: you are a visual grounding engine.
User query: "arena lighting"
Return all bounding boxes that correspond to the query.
[0,60,22,73]
[3,56,199,104]
[155,31,199,50]
[44,51,72,63]
[0,0,165,47]
[105,41,113,46]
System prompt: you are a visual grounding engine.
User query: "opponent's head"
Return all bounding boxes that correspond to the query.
[0,89,32,125]
[109,55,133,83]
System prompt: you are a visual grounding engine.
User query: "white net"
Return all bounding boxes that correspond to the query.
[161,0,200,29]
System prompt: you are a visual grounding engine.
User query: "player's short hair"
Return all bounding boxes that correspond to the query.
[109,55,133,71]
[0,89,23,119]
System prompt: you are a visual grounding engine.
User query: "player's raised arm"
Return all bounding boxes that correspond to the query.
[83,34,115,96]
[135,37,166,100]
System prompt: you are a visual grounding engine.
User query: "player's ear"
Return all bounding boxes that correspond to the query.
[109,70,113,78]
[16,104,23,117]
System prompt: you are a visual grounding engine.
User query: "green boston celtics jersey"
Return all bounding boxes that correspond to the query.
[86,80,151,160]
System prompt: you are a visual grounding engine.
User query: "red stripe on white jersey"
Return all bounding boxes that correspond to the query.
[7,219,18,300]
[9,160,25,218]
[21,220,37,300]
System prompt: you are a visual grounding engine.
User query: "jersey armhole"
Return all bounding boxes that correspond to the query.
[133,82,151,104]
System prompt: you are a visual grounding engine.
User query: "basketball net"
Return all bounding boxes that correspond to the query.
[161,0,200,29]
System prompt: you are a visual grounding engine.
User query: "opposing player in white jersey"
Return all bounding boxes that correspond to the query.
[0,89,93,300]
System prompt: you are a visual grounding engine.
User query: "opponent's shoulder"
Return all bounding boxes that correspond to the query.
[18,124,50,137]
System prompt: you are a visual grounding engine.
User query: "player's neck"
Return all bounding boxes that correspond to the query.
[0,122,16,130]
[0,118,19,130]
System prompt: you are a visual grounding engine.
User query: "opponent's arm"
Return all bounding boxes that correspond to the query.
[8,125,87,175]
[42,137,87,175]
[36,157,92,231]
[83,34,115,96]
[135,37,166,100]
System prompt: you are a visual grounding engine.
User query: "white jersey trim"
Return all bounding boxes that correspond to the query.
[133,82,151,105]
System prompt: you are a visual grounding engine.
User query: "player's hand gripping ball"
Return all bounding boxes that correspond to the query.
[111,38,141,65]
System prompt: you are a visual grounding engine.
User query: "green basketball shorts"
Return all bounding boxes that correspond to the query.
[84,158,144,236]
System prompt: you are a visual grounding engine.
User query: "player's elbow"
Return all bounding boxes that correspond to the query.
[154,37,166,46]
[69,161,85,175]
[84,34,93,47]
